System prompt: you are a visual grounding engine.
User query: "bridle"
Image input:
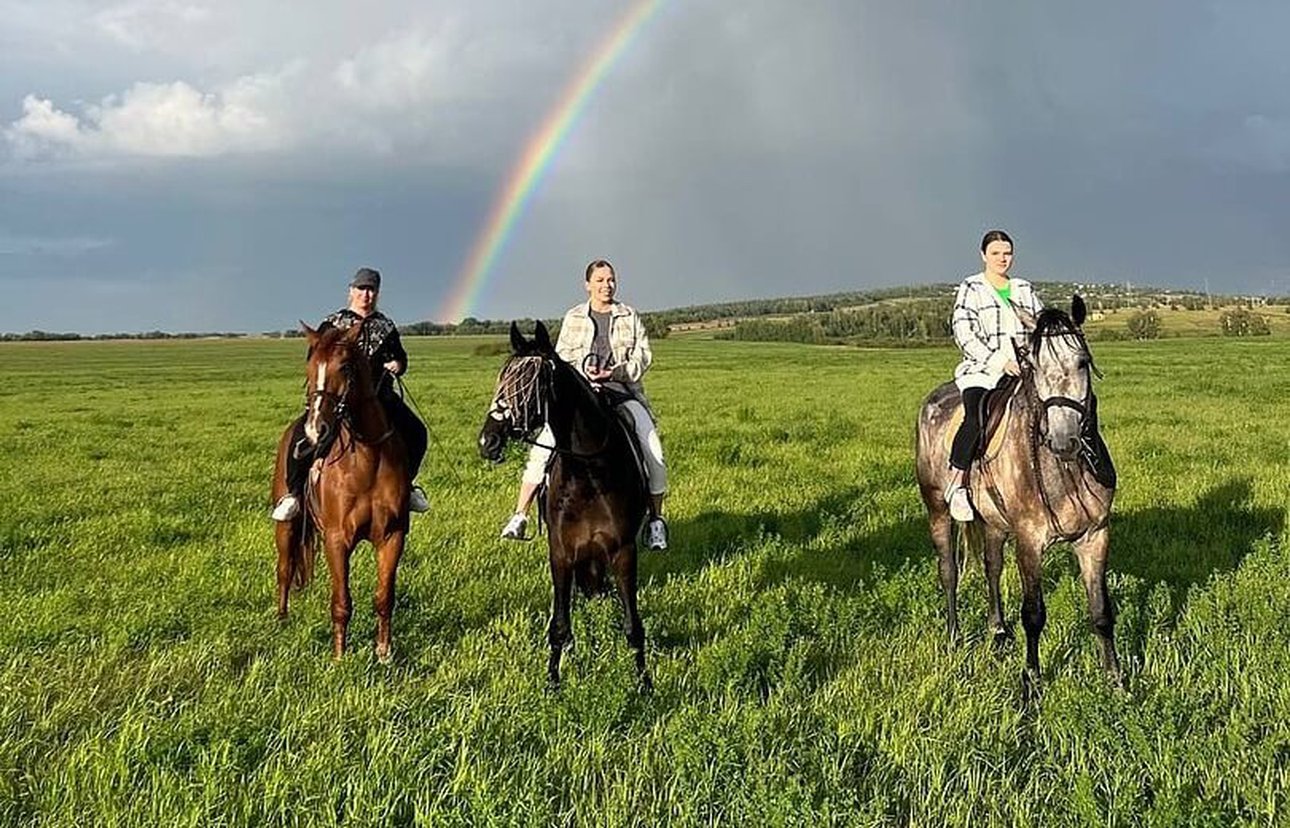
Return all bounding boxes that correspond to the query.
[304,352,392,451]
[490,353,613,459]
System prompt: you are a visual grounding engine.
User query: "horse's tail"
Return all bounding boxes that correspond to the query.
[958,518,982,577]
[574,558,608,597]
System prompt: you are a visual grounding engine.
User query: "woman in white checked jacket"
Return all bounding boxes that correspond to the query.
[499,259,670,550]
[945,230,1044,522]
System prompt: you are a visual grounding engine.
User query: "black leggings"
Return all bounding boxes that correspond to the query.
[950,386,989,471]
[284,396,427,496]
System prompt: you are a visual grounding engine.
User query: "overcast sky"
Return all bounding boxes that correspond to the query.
[3,0,1289,333]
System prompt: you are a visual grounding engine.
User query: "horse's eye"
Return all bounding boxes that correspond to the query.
[1078,357,1090,370]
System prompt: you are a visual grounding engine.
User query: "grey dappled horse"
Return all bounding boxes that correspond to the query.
[915,297,1122,699]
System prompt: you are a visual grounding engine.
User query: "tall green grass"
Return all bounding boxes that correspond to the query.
[0,336,1287,826]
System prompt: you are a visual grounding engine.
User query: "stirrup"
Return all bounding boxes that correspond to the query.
[646,517,669,551]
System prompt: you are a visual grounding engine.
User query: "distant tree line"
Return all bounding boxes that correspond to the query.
[0,330,249,342]
[400,313,671,340]
[3,281,1279,341]
[719,299,954,346]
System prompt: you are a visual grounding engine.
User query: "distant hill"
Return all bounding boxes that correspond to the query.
[4,282,1286,341]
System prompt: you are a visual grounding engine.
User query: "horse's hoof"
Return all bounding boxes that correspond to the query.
[638,672,653,694]
[991,627,1015,655]
[546,677,562,695]
[375,645,392,665]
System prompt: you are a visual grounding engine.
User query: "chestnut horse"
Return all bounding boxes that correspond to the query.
[915,297,1122,698]
[271,322,410,662]
[478,321,650,689]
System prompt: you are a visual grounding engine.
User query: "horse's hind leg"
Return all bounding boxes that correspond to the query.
[547,560,574,688]
[928,507,960,643]
[373,530,406,664]
[275,520,295,619]
[1016,536,1047,702]
[611,545,649,690]
[982,524,1013,648]
[1074,526,1123,688]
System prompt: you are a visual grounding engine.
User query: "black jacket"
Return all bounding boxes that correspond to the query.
[318,309,407,398]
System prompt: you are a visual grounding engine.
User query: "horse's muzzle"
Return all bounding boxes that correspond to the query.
[478,431,506,463]
[1047,433,1081,461]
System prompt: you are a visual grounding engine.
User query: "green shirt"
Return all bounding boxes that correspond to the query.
[993,280,1012,304]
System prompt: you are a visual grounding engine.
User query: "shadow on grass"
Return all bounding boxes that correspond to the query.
[642,484,931,589]
[1109,477,1281,657]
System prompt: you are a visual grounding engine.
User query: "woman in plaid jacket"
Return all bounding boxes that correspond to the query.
[945,230,1044,522]
[499,259,670,550]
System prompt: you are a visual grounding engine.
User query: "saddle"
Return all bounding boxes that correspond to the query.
[942,375,1018,464]
[597,384,652,499]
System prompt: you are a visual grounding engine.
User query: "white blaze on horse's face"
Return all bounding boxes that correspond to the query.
[305,362,327,443]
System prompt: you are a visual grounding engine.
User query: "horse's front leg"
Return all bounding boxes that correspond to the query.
[1015,534,1046,702]
[982,524,1013,649]
[373,528,406,664]
[611,544,649,690]
[547,554,574,689]
[1073,525,1123,689]
[928,505,960,644]
[324,531,354,660]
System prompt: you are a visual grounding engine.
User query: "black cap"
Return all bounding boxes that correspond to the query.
[350,267,381,290]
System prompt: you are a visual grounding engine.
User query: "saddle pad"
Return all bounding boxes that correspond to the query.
[942,392,1013,463]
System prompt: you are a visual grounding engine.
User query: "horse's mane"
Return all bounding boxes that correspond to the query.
[1031,307,1079,348]
[1029,306,1099,377]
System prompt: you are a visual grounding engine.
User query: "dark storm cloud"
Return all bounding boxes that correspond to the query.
[2,0,1289,332]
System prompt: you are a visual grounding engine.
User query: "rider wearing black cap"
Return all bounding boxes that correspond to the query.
[271,267,429,520]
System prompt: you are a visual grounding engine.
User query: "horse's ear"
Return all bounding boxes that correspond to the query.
[1015,306,1037,332]
[533,320,554,351]
[301,321,317,358]
[509,321,527,353]
[1071,294,1088,327]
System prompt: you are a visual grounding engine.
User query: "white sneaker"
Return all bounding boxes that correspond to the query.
[409,485,430,513]
[271,494,300,522]
[646,517,668,551]
[500,513,528,540]
[947,487,975,522]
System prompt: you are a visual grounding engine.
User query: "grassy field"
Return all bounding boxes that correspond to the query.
[1,335,1288,826]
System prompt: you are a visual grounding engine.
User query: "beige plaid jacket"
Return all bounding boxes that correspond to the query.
[952,273,1044,390]
[555,301,653,403]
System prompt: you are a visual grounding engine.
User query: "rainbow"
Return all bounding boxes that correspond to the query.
[437,0,665,322]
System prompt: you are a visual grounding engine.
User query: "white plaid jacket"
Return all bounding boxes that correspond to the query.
[952,272,1044,390]
[555,301,653,403]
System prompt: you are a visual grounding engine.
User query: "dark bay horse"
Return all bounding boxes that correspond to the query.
[271,322,410,662]
[478,321,650,689]
[915,297,1122,697]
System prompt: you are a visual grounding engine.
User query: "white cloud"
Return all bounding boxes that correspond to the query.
[6,70,294,159]
[2,14,528,163]
[92,1,212,52]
